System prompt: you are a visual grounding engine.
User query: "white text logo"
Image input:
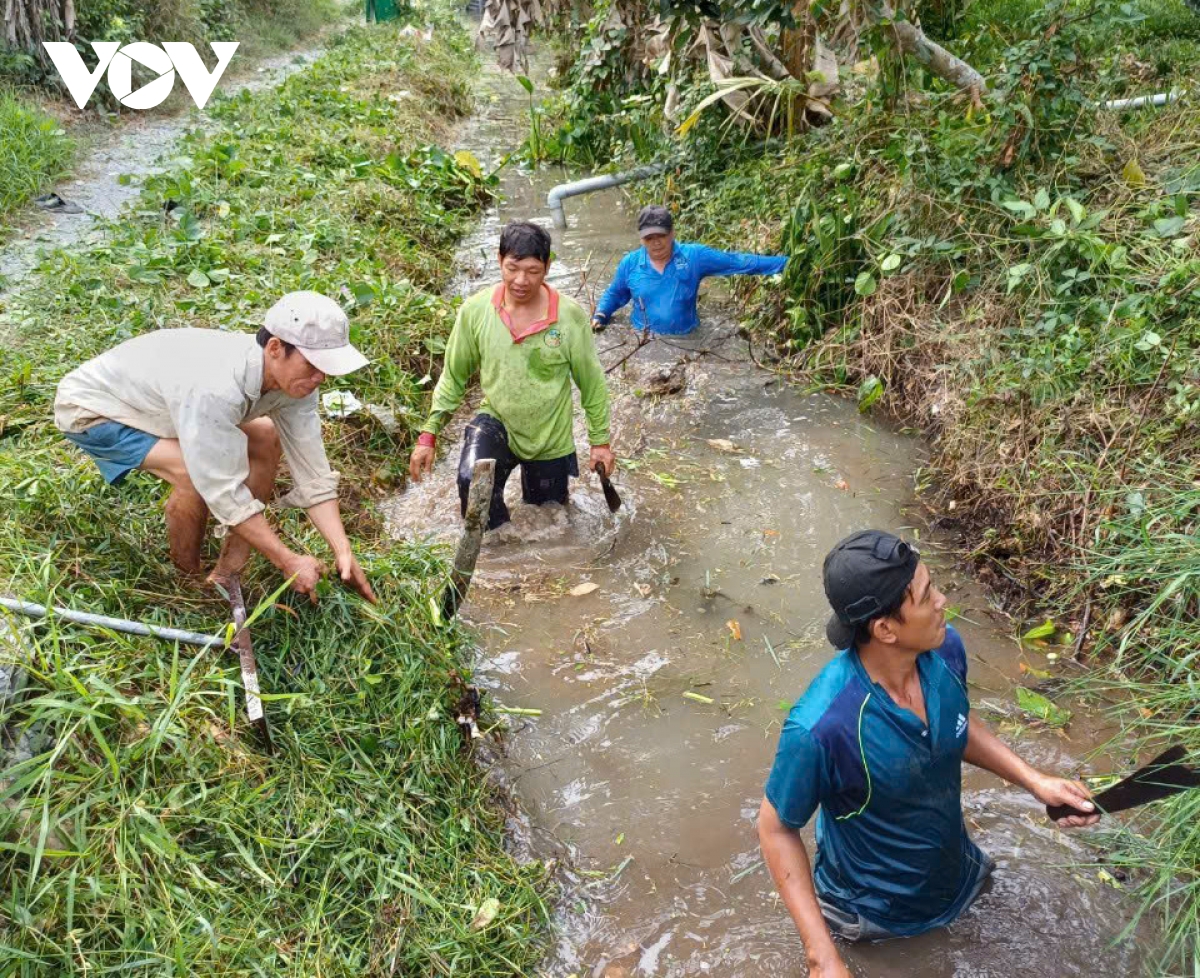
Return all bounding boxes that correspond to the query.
[42,41,239,110]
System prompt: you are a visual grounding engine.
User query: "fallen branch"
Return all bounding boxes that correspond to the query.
[873,1,986,101]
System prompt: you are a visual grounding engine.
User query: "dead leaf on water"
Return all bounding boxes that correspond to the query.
[570,582,600,597]
[471,897,500,930]
[726,619,743,641]
[706,438,739,453]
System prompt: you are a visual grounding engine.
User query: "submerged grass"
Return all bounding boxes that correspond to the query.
[1,14,551,976]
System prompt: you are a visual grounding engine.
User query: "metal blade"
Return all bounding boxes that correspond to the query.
[226,575,273,754]
[594,462,622,512]
[1047,745,1199,820]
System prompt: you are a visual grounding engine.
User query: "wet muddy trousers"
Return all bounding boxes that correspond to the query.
[457,414,579,530]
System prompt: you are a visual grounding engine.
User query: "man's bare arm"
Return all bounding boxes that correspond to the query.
[758,798,851,977]
[306,499,376,602]
[964,717,1097,827]
[231,513,323,601]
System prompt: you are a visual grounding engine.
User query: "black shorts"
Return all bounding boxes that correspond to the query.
[457,414,579,530]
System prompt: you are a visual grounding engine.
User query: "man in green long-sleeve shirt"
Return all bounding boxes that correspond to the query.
[409,221,616,529]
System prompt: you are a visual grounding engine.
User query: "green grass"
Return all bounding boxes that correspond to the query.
[236,0,347,60]
[0,15,552,976]
[2,574,549,975]
[0,92,74,226]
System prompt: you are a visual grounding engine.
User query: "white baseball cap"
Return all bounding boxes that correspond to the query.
[263,291,368,376]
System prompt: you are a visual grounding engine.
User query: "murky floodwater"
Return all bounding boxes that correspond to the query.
[389,44,1152,978]
[0,40,330,287]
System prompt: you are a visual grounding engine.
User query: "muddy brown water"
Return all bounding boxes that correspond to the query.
[382,49,1152,978]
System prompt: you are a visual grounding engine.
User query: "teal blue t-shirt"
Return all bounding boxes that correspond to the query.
[764,626,990,937]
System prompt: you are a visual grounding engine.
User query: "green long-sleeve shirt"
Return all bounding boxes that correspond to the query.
[421,285,611,461]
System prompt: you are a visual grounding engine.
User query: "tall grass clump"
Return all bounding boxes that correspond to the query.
[1,13,552,975]
[1071,483,1200,971]
[0,92,73,224]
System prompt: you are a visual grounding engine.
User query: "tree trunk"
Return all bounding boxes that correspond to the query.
[780,1,811,79]
[874,1,986,98]
[3,0,75,66]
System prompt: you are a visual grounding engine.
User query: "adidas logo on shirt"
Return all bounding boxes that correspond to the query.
[956,713,969,738]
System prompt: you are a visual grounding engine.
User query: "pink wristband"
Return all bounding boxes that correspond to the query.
[417,432,436,448]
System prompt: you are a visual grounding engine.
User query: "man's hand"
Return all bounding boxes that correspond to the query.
[590,444,616,477]
[808,951,853,978]
[409,444,435,483]
[591,317,606,332]
[336,551,377,604]
[282,553,325,605]
[1029,772,1099,827]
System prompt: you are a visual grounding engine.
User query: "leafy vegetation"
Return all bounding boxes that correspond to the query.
[0,92,74,222]
[2,0,343,85]
[0,17,550,975]
[540,0,1200,969]
[0,0,342,225]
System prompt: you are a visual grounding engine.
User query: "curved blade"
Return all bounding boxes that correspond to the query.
[1047,746,1200,820]
[594,462,622,512]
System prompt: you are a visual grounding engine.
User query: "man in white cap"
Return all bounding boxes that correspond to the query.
[54,291,376,604]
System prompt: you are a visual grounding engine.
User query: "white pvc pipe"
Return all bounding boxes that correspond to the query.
[1101,89,1185,111]
[0,597,222,648]
[547,163,668,228]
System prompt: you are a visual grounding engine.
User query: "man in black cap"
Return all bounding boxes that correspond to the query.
[590,204,788,335]
[757,530,1098,976]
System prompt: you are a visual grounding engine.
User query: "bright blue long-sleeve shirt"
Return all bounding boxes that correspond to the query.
[592,241,788,335]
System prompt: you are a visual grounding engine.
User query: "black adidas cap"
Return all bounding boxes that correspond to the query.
[823,530,920,649]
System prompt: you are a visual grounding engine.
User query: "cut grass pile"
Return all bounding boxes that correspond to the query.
[1,14,552,976]
[0,92,74,226]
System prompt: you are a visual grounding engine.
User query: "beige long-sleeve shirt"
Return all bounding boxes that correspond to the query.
[54,328,339,527]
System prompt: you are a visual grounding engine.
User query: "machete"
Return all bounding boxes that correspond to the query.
[226,575,273,754]
[594,461,622,512]
[442,457,496,620]
[1047,745,1200,821]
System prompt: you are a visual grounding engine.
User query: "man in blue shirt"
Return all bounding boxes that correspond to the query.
[759,530,1099,977]
[590,205,788,335]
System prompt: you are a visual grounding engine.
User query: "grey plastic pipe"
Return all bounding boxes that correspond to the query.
[1102,89,1185,110]
[0,597,222,648]
[547,163,669,228]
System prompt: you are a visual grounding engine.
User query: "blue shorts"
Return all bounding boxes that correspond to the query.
[62,420,159,485]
